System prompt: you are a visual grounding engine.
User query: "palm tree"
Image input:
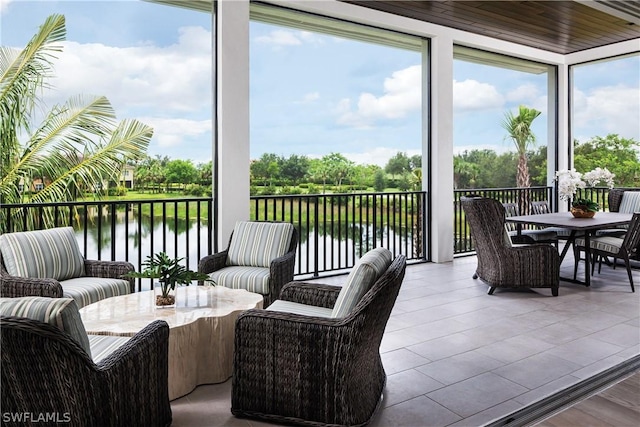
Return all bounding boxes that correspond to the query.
[0,14,152,231]
[501,105,541,189]
[502,105,541,214]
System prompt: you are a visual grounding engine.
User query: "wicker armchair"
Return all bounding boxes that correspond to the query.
[0,227,134,308]
[462,196,560,296]
[198,221,297,307]
[231,254,407,427]
[0,316,171,427]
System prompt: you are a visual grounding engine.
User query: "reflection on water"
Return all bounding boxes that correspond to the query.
[77,214,416,280]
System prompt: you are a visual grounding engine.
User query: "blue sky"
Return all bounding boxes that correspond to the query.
[2,0,639,167]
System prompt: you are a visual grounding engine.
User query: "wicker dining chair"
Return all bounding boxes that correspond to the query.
[573,212,640,292]
[231,254,407,426]
[462,196,560,296]
[502,202,558,245]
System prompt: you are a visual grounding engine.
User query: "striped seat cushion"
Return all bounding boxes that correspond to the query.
[0,227,84,281]
[0,296,91,355]
[266,300,333,318]
[61,277,131,309]
[575,236,623,254]
[331,247,393,318]
[88,335,131,364]
[208,266,271,295]
[226,221,294,268]
[619,191,640,214]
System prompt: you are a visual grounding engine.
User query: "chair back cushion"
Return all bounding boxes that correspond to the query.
[0,227,84,281]
[226,221,294,268]
[0,296,91,355]
[619,191,640,214]
[331,247,393,318]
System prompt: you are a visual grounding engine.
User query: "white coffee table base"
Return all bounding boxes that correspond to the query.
[79,285,263,400]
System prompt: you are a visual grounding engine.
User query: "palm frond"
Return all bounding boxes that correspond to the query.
[28,118,153,205]
[0,14,65,135]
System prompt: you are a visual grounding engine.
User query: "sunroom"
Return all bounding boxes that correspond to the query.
[2,0,639,426]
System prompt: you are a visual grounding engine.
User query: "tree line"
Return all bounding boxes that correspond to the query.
[132,133,638,197]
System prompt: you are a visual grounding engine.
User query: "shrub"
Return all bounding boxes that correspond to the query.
[306,183,319,194]
[107,186,127,196]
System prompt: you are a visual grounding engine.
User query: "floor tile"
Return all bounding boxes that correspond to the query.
[369,396,461,427]
[492,353,583,389]
[426,372,528,418]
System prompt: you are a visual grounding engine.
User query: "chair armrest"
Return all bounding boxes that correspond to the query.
[0,269,63,298]
[279,281,342,308]
[198,251,228,275]
[97,320,172,426]
[268,249,297,302]
[84,259,135,293]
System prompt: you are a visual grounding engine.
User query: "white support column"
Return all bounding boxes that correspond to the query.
[428,35,455,262]
[215,0,251,248]
[556,62,571,211]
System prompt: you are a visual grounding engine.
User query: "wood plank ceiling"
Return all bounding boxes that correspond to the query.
[341,1,640,54]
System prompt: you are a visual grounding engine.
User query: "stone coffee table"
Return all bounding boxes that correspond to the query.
[79,285,263,400]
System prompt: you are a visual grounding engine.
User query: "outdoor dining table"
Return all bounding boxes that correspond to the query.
[505,211,633,287]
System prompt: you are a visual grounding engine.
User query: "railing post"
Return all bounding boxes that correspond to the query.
[314,194,319,278]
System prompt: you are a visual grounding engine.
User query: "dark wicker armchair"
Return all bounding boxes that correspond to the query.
[231,254,407,427]
[198,221,298,307]
[0,227,135,307]
[462,196,560,296]
[0,317,172,427]
[0,256,135,297]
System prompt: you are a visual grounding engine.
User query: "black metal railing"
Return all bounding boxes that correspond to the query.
[250,191,428,277]
[0,191,428,283]
[1,186,620,284]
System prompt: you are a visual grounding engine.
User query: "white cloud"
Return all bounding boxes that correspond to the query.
[506,83,539,103]
[21,26,213,161]
[0,0,13,14]
[298,92,320,104]
[453,79,504,111]
[255,30,302,46]
[139,117,212,148]
[337,65,422,128]
[42,26,212,115]
[573,85,640,140]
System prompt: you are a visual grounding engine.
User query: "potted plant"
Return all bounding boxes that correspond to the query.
[126,252,214,307]
[555,168,615,218]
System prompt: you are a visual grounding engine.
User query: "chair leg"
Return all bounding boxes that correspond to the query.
[488,287,496,295]
[597,255,603,274]
[552,286,558,297]
[623,255,635,293]
[473,272,478,279]
[573,246,580,280]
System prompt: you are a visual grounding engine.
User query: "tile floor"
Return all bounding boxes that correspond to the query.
[171,252,640,427]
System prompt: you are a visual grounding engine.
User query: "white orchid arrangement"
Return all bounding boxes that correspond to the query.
[555,167,615,212]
